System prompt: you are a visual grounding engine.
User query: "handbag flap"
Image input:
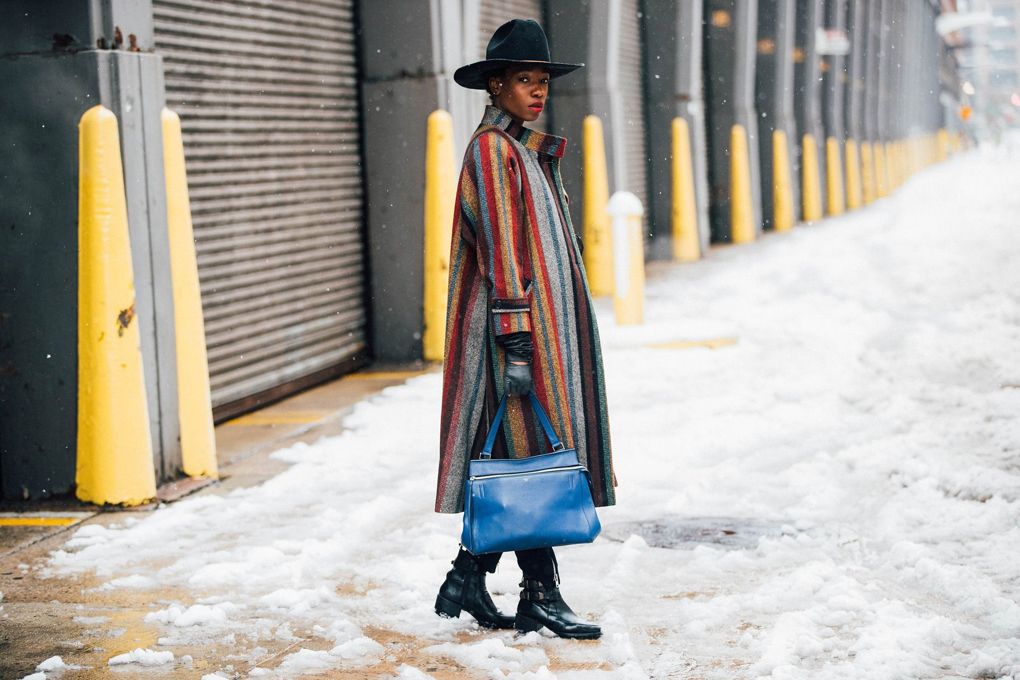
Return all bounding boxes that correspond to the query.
[468,448,580,477]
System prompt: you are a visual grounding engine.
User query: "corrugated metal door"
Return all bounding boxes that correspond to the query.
[479,0,544,48]
[619,0,650,238]
[153,0,368,418]
[479,0,547,132]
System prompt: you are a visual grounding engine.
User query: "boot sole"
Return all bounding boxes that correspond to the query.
[435,594,462,619]
[514,613,602,640]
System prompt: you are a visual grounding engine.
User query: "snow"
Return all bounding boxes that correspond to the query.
[40,150,1020,677]
[34,656,70,672]
[144,603,229,627]
[107,648,175,666]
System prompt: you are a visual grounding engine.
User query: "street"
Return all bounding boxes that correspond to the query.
[8,148,1020,679]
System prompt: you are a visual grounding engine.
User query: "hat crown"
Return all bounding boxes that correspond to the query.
[486,19,552,63]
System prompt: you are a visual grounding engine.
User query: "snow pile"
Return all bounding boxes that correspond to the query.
[43,151,1020,677]
[425,635,549,674]
[35,656,70,672]
[107,648,175,666]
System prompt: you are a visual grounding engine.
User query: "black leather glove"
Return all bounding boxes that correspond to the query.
[505,352,533,396]
[498,332,534,396]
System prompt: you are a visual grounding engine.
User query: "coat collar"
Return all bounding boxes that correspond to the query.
[480,105,566,159]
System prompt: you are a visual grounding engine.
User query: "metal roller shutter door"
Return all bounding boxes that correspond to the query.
[153,0,368,418]
[479,0,544,47]
[619,0,650,238]
[479,0,547,132]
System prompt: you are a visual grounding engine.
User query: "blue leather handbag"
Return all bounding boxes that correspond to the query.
[460,393,601,555]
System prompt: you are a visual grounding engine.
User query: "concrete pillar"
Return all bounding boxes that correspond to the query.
[864,0,882,148]
[547,0,634,238]
[844,0,867,144]
[795,0,827,215]
[643,0,711,258]
[822,0,848,210]
[357,0,465,362]
[755,0,799,229]
[703,0,762,242]
[0,0,181,498]
[876,0,892,147]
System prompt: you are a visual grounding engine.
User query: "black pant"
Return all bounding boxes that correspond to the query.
[459,546,559,587]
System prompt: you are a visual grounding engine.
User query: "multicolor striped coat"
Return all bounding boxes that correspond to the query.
[435,105,616,514]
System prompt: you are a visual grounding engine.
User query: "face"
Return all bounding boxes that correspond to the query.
[489,66,551,123]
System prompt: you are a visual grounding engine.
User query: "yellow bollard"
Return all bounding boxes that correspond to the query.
[162,108,218,479]
[608,191,645,326]
[937,129,949,162]
[874,142,888,198]
[729,124,756,243]
[583,115,613,296]
[76,105,157,506]
[772,129,795,231]
[825,137,845,216]
[422,110,456,361]
[801,133,823,221]
[845,139,862,211]
[671,117,700,261]
[860,141,875,205]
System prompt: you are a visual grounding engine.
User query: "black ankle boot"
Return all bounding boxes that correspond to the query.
[515,578,602,639]
[435,551,515,629]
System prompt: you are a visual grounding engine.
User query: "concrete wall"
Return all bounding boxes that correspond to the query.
[756,0,799,229]
[0,0,180,498]
[357,0,464,362]
[703,0,763,242]
[643,0,711,258]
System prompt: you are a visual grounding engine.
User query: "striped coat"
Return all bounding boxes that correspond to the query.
[435,105,616,514]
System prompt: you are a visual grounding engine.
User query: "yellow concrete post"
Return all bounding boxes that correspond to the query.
[608,192,645,326]
[671,117,700,261]
[422,110,456,361]
[162,108,217,479]
[860,141,876,205]
[583,115,613,296]
[729,124,756,243]
[825,136,845,216]
[772,129,795,231]
[76,105,157,506]
[937,129,949,162]
[801,133,823,221]
[845,139,862,211]
[874,142,888,198]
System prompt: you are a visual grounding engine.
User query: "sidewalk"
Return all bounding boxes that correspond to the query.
[0,366,427,680]
[3,149,1020,680]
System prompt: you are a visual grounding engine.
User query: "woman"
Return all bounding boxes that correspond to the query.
[433,19,615,640]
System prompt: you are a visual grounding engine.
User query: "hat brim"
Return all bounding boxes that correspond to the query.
[453,59,584,90]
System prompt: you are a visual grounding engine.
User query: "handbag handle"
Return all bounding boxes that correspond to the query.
[480,393,566,459]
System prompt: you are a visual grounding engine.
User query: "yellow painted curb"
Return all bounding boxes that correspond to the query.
[671,117,701,261]
[162,108,218,480]
[860,141,876,205]
[937,128,949,162]
[583,115,613,296]
[825,136,845,216]
[801,133,823,221]
[729,124,756,243]
[772,129,795,231]
[76,105,157,507]
[422,110,456,362]
[845,139,862,211]
[648,337,738,350]
[874,142,888,198]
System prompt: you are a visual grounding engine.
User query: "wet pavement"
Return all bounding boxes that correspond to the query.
[0,365,426,680]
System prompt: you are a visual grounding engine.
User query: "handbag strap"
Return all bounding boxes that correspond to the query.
[480,393,566,459]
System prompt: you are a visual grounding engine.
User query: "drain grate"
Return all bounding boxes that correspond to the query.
[601,516,789,550]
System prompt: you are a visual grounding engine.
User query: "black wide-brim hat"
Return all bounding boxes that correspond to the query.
[454,19,583,90]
